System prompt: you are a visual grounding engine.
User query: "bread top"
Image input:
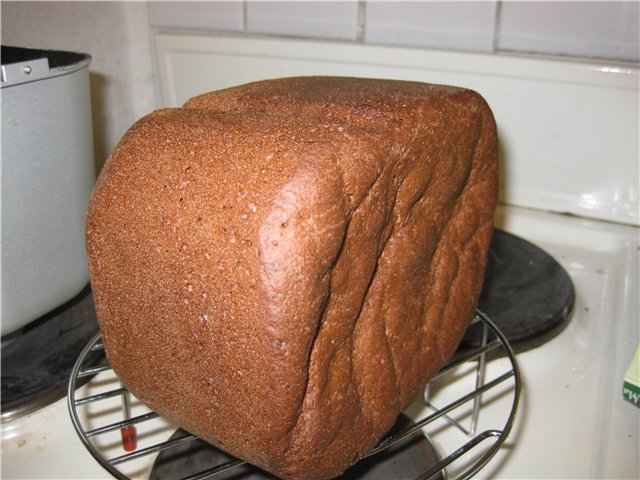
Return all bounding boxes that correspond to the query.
[87,77,498,479]
[185,76,468,129]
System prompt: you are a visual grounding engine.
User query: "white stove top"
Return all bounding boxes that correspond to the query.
[2,204,638,479]
[417,205,639,479]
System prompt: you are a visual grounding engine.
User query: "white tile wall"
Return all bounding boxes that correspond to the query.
[147,1,243,32]
[145,0,638,63]
[246,1,359,41]
[498,1,639,62]
[364,1,497,53]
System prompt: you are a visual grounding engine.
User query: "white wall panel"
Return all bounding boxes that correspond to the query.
[246,1,359,41]
[148,1,243,32]
[498,1,639,62]
[365,1,497,52]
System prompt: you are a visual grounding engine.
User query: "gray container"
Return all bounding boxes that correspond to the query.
[1,46,95,336]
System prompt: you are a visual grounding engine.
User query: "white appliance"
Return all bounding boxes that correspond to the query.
[1,35,638,480]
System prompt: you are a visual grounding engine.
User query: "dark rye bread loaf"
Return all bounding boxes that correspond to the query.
[86,77,498,480]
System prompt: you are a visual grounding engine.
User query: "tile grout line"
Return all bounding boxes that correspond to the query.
[243,0,249,35]
[356,0,366,43]
[493,0,503,54]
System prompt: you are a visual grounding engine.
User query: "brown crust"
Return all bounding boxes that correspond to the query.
[86,77,498,480]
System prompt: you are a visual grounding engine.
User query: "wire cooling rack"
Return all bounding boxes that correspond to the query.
[67,310,521,480]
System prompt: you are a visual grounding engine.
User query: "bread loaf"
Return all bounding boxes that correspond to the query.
[86,77,498,480]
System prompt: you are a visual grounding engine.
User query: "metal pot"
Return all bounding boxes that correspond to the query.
[1,46,95,336]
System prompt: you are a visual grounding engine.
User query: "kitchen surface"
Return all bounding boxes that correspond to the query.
[2,2,639,480]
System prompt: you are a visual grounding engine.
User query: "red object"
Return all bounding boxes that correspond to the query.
[120,425,137,451]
